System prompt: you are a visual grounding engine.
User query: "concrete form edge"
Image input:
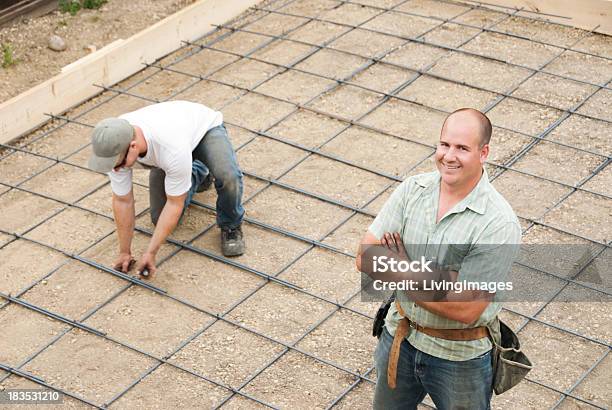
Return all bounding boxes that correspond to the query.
[0,0,261,144]
[459,0,612,35]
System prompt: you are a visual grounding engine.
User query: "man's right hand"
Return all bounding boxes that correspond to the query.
[113,252,134,273]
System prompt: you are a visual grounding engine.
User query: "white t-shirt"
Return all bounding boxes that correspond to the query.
[108,101,223,196]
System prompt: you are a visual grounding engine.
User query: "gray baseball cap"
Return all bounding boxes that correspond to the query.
[88,118,134,173]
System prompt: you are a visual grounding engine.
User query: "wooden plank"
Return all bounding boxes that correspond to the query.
[460,0,612,35]
[0,0,24,10]
[61,39,124,73]
[0,0,261,144]
[0,0,56,27]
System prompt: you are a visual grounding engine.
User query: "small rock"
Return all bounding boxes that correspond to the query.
[48,35,67,52]
[84,44,97,53]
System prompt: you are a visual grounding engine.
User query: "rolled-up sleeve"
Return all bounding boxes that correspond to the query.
[368,180,410,240]
[163,151,192,197]
[108,168,133,196]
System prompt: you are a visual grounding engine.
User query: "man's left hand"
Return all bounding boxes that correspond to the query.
[136,252,157,278]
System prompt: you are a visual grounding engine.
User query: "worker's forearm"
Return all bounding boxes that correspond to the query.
[359,246,464,303]
[112,193,135,254]
[357,235,490,323]
[146,200,183,255]
[359,245,447,287]
[362,250,489,323]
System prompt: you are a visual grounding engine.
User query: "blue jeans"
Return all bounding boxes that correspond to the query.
[374,328,493,410]
[149,124,244,229]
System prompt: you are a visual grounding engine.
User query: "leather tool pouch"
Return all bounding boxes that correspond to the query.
[372,292,395,338]
[487,317,533,395]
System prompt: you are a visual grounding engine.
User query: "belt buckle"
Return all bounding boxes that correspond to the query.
[407,318,417,330]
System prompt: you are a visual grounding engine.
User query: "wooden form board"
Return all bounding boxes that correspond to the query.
[0,0,261,144]
[462,0,612,35]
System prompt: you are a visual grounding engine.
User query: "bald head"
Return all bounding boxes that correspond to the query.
[441,108,492,147]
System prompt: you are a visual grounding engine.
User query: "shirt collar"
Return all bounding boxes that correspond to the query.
[463,169,489,215]
[416,168,489,215]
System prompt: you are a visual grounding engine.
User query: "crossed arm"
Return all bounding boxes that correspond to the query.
[356,231,491,325]
[112,189,187,276]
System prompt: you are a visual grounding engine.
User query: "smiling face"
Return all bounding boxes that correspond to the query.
[435,110,489,189]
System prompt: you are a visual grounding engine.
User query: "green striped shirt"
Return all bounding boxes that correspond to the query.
[369,169,521,361]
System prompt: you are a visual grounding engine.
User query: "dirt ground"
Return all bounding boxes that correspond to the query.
[0,0,611,409]
[0,0,199,103]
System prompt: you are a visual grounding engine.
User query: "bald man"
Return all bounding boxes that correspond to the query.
[357,108,521,409]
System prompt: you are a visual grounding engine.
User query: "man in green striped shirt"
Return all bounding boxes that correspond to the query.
[357,108,521,409]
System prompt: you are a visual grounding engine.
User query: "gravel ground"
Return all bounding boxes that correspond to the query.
[0,0,610,408]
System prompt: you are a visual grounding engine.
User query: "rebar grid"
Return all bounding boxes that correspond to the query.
[143,44,612,195]
[175,24,612,155]
[97,4,611,187]
[457,0,610,36]
[76,1,456,407]
[2,0,416,406]
[7,103,611,251]
[0,362,104,409]
[251,5,612,92]
[2,138,611,312]
[0,0,610,408]
[216,0,611,406]
[55,57,610,242]
[11,0,605,312]
[1,69,608,410]
[1,3,609,200]
[338,0,612,62]
[82,51,612,245]
[2,138,611,310]
[2,11,608,408]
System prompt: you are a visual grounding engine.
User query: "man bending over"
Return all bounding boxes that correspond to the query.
[88,100,245,277]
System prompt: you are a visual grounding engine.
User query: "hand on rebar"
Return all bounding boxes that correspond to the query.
[114,253,135,273]
[136,252,156,279]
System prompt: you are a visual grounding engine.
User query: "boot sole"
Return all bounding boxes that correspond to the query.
[222,244,245,257]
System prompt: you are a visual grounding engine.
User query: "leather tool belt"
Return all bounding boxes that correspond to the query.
[387,300,489,389]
